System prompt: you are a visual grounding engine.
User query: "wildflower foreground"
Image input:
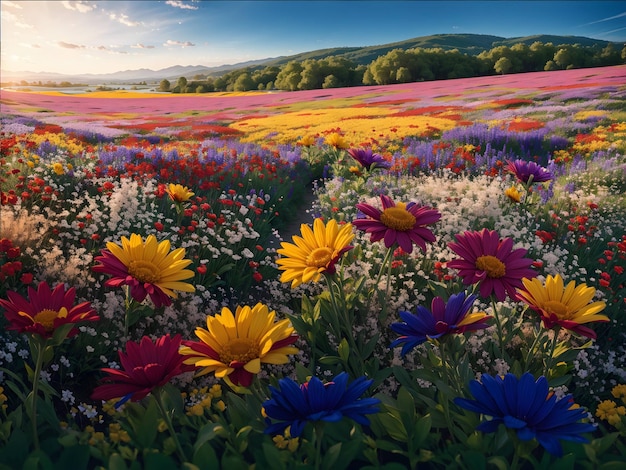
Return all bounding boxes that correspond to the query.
[0,66,625,468]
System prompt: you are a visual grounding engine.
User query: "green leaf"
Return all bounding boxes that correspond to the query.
[193,422,222,452]
[107,454,129,470]
[338,338,349,363]
[376,412,408,442]
[322,442,342,469]
[193,441,220,470]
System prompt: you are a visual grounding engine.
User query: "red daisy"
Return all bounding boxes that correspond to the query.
[91,334,194,405]
[0,281,98,339]
[447,228,537,301]
[353,194,441,254]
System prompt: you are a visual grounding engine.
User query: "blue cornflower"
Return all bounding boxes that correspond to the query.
[262,372,380,437]
[454,372,596,457]
[347,148,391,170]
[507,159,553,184]
[389,292,492,356]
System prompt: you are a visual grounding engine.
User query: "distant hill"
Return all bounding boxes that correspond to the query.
[1,33,620,84]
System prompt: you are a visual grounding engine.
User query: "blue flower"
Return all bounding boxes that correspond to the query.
[389,292,492,356]
[454,372,596,457]
[263,372,380,437]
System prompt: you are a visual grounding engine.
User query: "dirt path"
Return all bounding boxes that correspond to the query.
[268,185,318,248]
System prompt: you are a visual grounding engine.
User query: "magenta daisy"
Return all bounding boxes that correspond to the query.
[447,228,537,301]
[353,194,441,254]
[0,281,98,340]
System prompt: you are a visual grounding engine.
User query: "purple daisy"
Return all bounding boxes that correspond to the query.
[353,195,441,254]
[507,159,553,184]
[447,228,537,301]
[347,148,391,171]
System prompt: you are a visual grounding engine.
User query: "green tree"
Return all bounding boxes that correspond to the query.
[177,76,188,89]
[396,66,412,82]
[544,60,558,71]
[233,73,254,91]
[158,79,171,92]
[322,74,339,89]
[553,48,572,69]
[274,61,303,91]
[494,57,513,75]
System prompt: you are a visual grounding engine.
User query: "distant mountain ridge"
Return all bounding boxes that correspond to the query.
[2,33,620,84]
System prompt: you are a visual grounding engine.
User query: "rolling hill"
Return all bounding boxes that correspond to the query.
[1,33,620,84]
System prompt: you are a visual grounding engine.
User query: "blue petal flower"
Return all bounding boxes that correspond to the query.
[454,372,596,457]
[263,372,380,437]
[390,292,491,356]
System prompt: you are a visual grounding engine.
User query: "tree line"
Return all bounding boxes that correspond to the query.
[159,41,625,93]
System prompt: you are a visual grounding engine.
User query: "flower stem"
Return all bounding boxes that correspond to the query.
[124,285,131,337]
[313,422,325,470]
[154,388,188,463]
[544,326,560,379]
[491,297,506,358]
[366,246,394,320]
[29,338,47,451]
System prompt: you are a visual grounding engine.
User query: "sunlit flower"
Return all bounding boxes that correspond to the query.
[297,135,316,146]
[454,372,596,457]
[347,148,391,171]
[325,132,349,149]
[504,186,521,203]
[390,292,492,356]
[93,234,195,308]
[447,228,536,301]
[52,162,64,175]
[180,303,299,387]
[595,400,625,427]
[507,159,553,184]
[91,334,193,406]
[165,183,194,203]
[276,218,354,288]
[0,281,98,339]
[263,372,380,437]
[353,194,441,254]
[516,274,608,339]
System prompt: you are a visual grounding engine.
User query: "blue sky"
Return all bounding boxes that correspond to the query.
[1,1,625,75]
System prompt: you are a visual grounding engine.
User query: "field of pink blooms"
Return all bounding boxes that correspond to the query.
[0,65,625,468]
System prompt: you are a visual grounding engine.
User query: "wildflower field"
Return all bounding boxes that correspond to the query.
[0,64,625,469]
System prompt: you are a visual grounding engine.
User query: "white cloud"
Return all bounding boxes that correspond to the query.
[164,39,195,47]
[19,43,41,49]
[58,41,85,49]
[585,12,626,25]
[131,43,156,49]
[108,12,140,27]
[1,10,33,29]
[166,0,199,10]
[2,1,23,9]
[61,1,97,13]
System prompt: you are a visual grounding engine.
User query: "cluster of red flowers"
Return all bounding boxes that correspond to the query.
[0,238,33,285]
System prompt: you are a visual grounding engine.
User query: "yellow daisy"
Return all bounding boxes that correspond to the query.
[93,234,195,308]
[166,183,194,202]
[180,303,299,387]
[516,274,608,339]
[276,218,354,288]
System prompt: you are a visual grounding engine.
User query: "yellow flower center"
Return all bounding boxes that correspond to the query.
[128,260,160,283]
[220,338,260,365]
[306,247,333,268]
[543,300,570,319]
[380,205,416,231]
[32,308,63,332]
[475,255,506,278]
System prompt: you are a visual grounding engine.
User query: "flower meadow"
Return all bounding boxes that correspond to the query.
[0,65,625,469]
